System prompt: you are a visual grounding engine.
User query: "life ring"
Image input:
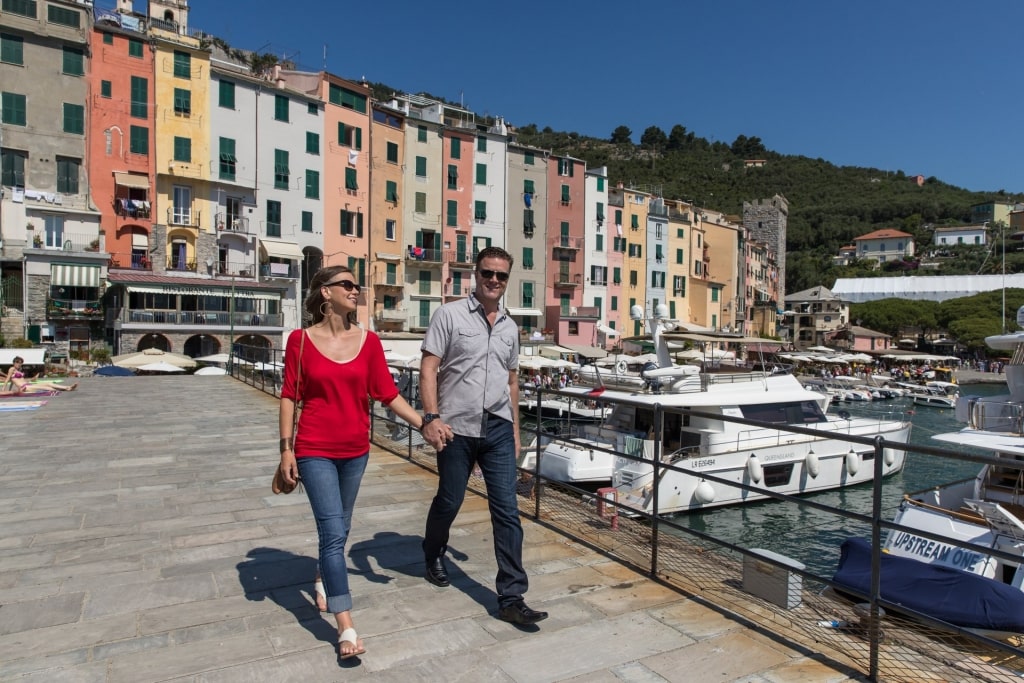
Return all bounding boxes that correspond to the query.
[615,359,628,374]
[572,373,580,383]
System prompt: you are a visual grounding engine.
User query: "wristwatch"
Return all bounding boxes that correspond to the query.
[422,413,441,427]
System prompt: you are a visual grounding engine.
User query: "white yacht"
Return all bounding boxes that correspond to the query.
[526,305,912,513]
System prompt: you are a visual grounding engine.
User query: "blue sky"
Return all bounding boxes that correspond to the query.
[190,0,1023,195]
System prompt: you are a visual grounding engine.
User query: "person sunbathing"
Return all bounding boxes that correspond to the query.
[4,357,78,393]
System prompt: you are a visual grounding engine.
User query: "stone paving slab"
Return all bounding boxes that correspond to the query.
[0,376,867,682]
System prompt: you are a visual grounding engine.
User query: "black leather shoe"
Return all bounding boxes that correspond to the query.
[498,601,548,625]
[425,556,450,587]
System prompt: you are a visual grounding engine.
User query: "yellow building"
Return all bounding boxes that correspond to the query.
[151,28,210,270]
[611,185,649,336]
[664,198,693,325]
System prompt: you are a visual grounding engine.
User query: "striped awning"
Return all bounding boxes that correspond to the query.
[50,264,100,287]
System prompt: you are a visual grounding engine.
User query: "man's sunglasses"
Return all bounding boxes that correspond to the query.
[477,269,510,282]
[323,280,362,294]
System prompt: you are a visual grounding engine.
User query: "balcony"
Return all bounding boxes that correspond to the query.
[28,230,101,252]
[374,272,402,288]
[47,299,102,318]
[215,213,251,234]
[109,253,153,270]
[260,262,299,279]
[124,310,283,326]
[166,257,197,272]
[405,245,443,264]
[562,306,600,319]
[375,309,407,323]
[552,274,582,288]
[114,198,151,219]
[167,208,202,228]
[407,314,431,330]
[550,235,583,250]
[445,249,475,269]
[215,260,255,278]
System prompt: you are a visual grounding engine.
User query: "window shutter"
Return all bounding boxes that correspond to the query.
[355,127,362,150]
[356,213,363,238]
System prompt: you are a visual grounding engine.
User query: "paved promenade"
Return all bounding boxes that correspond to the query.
[0,376,861,682]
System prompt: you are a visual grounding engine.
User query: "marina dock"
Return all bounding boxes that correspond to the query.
[0,376,981,681]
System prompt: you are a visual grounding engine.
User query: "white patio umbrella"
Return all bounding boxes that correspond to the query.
[113,348,196,369]
[194,366,228,376]
[252,361,284,371]
[194,353,231,364]
[136,361,187,373]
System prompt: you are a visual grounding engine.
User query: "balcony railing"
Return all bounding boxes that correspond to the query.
[108,253,153,270]
[114,198,151,219]
[47,299,102,317]
[405,246,443,263]
[215,213,251,233]
[550,235,583,250]
[260,262,299,279]
[124,310,283,326]
[552,274,582,288]
[445,249,475,268]
[407,314,431,329]
[215,260,255,278]
[375,309,407,322]
[167,207,201,228]
[28,230,101,252]
[167,257,197,272]
[374,272,402,287]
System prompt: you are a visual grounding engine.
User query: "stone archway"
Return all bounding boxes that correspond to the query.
[184,334,220,358]
[234,334,272,363]
[138,333,170,352]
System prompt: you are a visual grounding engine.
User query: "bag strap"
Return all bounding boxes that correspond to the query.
[294,330,305,407]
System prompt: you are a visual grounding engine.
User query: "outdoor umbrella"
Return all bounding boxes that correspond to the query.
[94,365,135,377]
[113,348,196,369]
[193,366,227,376]
[194,353,231,364]
[136,361,187,373]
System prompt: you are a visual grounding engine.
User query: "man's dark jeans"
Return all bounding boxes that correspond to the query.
[423,414,527,607]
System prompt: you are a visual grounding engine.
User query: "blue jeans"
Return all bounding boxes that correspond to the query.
[423,414,527,607]
[296,454,368,614]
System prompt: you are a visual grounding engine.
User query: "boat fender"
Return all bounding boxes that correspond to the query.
[805,450,820,478]
[845,450,860,476]
[746,453,763,484]
[884,448,895,466]
[694,480,715,504]
[615,359,628,374]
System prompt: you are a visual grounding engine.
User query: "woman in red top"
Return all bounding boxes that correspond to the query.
[278,265,424,661]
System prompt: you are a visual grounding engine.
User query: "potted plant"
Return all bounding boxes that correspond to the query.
[33,235,42,248]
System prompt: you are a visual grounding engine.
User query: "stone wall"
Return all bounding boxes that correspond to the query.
[743,195,789,297]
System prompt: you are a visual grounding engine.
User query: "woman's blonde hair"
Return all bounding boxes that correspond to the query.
[303,265,359,326]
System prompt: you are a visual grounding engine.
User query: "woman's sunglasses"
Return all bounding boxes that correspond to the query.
[324,280,361,294]
[477,269,510,282]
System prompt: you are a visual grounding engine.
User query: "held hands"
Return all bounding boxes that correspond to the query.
[422,418,454,452]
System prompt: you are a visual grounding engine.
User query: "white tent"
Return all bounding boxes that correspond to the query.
[136,361,187,373]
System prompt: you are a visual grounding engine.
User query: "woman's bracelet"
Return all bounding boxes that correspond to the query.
[280,437,292,452]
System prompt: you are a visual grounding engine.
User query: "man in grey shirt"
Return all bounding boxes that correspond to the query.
[420,246,548,626]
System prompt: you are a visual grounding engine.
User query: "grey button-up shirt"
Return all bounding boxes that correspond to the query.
[421,294,519,437]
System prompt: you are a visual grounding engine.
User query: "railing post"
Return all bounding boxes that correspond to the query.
[533,386,543,520]
[868,436,884,680]
[650,403,663,576]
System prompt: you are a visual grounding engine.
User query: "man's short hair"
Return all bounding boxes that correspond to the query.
[475,246,514,269]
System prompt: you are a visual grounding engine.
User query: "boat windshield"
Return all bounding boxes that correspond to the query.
[738,400,828,425]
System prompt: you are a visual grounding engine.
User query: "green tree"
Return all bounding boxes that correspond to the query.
[640,126,667,149]
[610,125,632,144]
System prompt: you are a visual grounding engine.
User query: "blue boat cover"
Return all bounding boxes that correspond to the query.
[833,537,1024,632]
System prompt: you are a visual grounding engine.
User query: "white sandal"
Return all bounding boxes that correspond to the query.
[338,627,365,659]
[314,579,326,612]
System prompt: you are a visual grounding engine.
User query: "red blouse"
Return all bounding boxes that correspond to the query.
[281,328,400,459]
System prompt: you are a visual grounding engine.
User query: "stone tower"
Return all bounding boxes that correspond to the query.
[743,195,789,298]
[146,0,189,31]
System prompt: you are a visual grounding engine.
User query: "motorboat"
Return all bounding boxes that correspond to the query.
[850,314,1024,636]
[518,390,612,423]
[910,381,958,408]
[526,305,912,512]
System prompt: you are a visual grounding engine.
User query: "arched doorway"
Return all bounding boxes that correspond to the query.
[138,333,170,352]
[184,334,220,358]
[234,334,272,363]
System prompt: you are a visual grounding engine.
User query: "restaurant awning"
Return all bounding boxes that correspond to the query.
[539,344,573,359]
[50,264,100,287]
[113,172,149,190]
[123,284,280,300]
[0,348,48,366]
[375,252,401,261]
[561,344,608,358]
[259,238,303,260]
[506,307,542,317]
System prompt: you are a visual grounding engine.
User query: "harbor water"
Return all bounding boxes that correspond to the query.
[520,382,1006,576]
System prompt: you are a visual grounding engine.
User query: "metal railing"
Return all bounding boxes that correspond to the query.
[359,374,1024,683]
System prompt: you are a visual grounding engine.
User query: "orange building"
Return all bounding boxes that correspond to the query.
[368,101,406,331]
[545,155,587,343]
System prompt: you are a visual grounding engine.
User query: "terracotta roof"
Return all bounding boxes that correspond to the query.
[854,228,914,241]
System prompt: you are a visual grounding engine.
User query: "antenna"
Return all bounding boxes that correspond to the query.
[322,44,327,70]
